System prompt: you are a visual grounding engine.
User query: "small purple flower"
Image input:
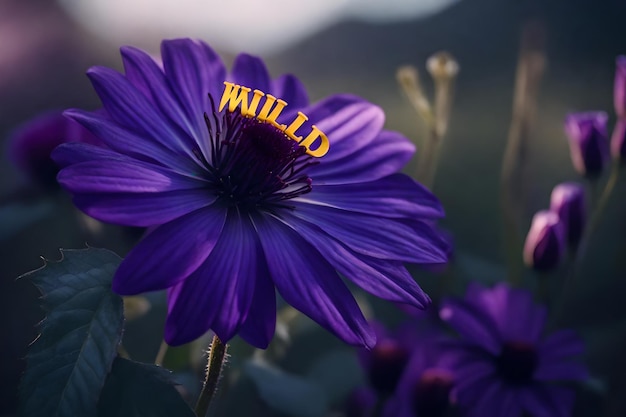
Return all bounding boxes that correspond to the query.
[564,112,610,177]
[523,210,566,271]
[358,322,412,395]
[345,386,378,417]
[440,283,588,417]
[8,111,100,188]
[614,56,626,119]
[611,118,626,161]
[383,332,458,417]
[549,182,586,248]
[52,39,448,348]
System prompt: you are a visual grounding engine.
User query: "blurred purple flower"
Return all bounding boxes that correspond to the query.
[564,112,610,177]
[345,386,378,417]
[611,118,626,161]
[353,316,458,417]
[440,283,588,417]
[614,56,626,119]
[8,111,100,188]
[52,38,448,348]
[549,182,586,248]
[523,210,566,271]
[384,342,458,417]
[358,322,413,396]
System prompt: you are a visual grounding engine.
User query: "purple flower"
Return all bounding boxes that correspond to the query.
[611,118,626,161]
[358,322,412,395]
[440,283,588,417]
[8,111,100,188]
[564,112,610,177]
[354,316,458,417]
[549,182,586,248]
[52,39,448,348]
[385,344,458,417]
[523,210,566,271]
[614,56,626,119]
[345,386,378,417]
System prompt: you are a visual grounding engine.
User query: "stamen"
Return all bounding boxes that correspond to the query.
[200,94,316,211]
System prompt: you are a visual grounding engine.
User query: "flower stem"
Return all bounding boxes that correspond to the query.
[154,340,169,366]
[500,20,546,286]
[195,335,228,417]
[549,162,620,327]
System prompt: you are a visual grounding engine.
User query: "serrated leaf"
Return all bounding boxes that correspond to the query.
[97,358,196,417]
[19,247,125,417]
[244,359,328,417]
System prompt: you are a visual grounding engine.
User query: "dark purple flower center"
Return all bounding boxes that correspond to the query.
[198,97,316,212]
[412,369,455,417]
[495,341,538,384]
[367,339,410,395]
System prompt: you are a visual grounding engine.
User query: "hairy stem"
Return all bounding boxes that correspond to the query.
[195,335,228,417]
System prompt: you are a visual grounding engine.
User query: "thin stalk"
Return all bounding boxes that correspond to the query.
[195,335,228,417]
[154,340,169,366]
[550,162,620,327]
[500,20,546,285]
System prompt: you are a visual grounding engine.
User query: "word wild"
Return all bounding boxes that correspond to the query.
[219,81,330,157]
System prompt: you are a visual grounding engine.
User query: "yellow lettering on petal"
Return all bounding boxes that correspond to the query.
[284,112,309,142]
[246,89,265,117]
[219,82,251,114]
[300,125,329,157]
[218,82,331,158]
[257,94,287,130]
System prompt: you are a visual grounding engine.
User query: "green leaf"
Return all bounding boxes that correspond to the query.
[97,358,196,417]
[244,359,328,417]
[19,247,125,417]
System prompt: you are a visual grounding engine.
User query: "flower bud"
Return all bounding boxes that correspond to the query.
[8,111,99,188]
[611,118,626,162]
[549,183,586,248]
[564,112,610,177]
[523,211,566,271]
[615,56,626,119]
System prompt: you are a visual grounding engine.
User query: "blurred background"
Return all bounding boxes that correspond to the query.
[2,0,626,415]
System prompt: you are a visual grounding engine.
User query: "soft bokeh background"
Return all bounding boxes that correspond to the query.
[2,0,626,415]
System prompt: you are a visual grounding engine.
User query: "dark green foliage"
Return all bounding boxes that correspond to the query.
[19,248,125,417]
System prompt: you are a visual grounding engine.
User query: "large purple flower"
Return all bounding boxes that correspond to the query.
[52,39,448,348]
[440,283,588,417]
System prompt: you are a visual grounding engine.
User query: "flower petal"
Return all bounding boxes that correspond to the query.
[238,264,276,349]
[121,46,204,144]
[302,95,384,162]
[252,213,375,348]
[538,330,585,359]
[71,190,217,227]
[466,380,505,417]
[229,53,271,93]
[272,74,309,109]
[53,142,126,168]
[439,298,502,355]
[57,159,206,193]
[201,211,264,342]
[290,201,448,263]
[279,210,430,307]
[87,66,196,159]
[519,386,574,417]
[298,173,443,219]
[63,110,200,174]
[161,38,226,114]
[310,130,415,184]
[112,206,227,294]
[534,361,588,382]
